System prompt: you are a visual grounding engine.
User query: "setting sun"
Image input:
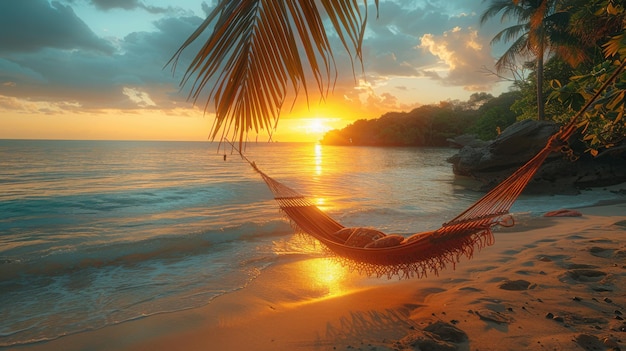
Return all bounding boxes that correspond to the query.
[275,114,349,142]
[307,118,328,134]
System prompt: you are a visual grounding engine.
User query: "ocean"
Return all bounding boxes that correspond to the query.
[1,139,623,347]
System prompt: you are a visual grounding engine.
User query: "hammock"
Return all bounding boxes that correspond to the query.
[228,62,624,279]
[234,133,566,279]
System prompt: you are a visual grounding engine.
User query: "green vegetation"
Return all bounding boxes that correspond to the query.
[321,92,520,146]
[323,0,625,152]
[549,0,626,154]
[480,0,580,121]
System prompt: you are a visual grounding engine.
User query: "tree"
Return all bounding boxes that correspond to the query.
[511,55,583,122]
[549,0,626,155]
[480,0,577,121]
[167,1,378,146]
[471,91,521,140]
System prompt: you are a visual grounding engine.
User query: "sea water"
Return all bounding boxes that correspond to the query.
[0,140,623,346]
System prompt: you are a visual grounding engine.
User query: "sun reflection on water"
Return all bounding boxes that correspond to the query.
[314,143,323,176]
[274,236,353,300]
[314,197,326,207]
[310,143,333,212]
[302,258,349,299]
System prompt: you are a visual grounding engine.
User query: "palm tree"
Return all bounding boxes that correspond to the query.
[480,0,574,121]
[167,0,378,146]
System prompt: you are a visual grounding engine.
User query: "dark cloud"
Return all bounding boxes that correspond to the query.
[0,13,205,110]
[0,0,113,54]
[90,0,144,11]
[90,0,143,10]
[88,0,174,14]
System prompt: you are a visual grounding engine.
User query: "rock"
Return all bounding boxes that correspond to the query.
[447,120,626,194]
[423,321,468,343]
[448,120,558,177]
[553,315,564,322]
[565,269,607,282]
[603,337,619,349]
[447,134,488,149]
[475,309,512,324]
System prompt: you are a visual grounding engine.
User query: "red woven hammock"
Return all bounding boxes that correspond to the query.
[246,132,565,278]
[230,61,624,278]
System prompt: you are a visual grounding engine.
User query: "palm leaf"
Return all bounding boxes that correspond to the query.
[167,0,378,147]
[496,32,532,71]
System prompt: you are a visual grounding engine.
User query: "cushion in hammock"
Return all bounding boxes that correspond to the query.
[364,234,405,248]
[403,230,437,245]
[344,228,386,248]
[333,227,357,242]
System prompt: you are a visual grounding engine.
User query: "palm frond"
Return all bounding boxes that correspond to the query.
[480,0,514,25]
[491,23,529,45]
[496,33,532,72]
[167,0,377,146]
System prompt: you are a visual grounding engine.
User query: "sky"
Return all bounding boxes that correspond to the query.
[0,0,514,142]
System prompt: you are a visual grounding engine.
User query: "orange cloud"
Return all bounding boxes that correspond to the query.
[419,26,498,91]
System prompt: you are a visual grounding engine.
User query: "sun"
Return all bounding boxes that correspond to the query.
[306,117,329,134]
[278,115,344,142]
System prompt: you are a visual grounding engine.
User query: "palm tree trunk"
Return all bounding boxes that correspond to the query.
[536,44,545,121]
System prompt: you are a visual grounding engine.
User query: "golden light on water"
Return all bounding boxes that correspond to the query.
[302,258,350,299]
[314,143,323,176]
[274,236,353,301]
[314,197,326,207]
[310,144,333,212]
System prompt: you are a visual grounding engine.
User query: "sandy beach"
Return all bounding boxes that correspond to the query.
[9,201,626,351]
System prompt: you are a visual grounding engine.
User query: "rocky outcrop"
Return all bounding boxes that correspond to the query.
[447,120,626,194]
[446,134,488,149]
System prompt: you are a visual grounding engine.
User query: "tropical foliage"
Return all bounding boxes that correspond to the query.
[168,0,377,146]
[548,0,626,155]
[320,104,471,147]
[320,92,519,146]
[511,55,583,122]
[480,0,583,121]
[479,0,625,154]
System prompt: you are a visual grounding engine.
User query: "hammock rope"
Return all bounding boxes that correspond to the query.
[227,60,625,278]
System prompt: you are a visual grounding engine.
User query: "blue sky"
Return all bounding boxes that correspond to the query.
[0,0,514,141]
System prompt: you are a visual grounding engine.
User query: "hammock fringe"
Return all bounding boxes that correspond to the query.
[224,138,548,279]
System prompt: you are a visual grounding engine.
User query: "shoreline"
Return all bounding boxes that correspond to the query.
[8,202,626,351]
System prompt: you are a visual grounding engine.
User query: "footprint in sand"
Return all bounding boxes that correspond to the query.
[399,321,467,351]
[574,334,606,350]
[615,249,626,259]
[565,263,598,269]
[613,220,626,228]
[498,279,532,291]
[589,246,615,258]
[564,269,607,282]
